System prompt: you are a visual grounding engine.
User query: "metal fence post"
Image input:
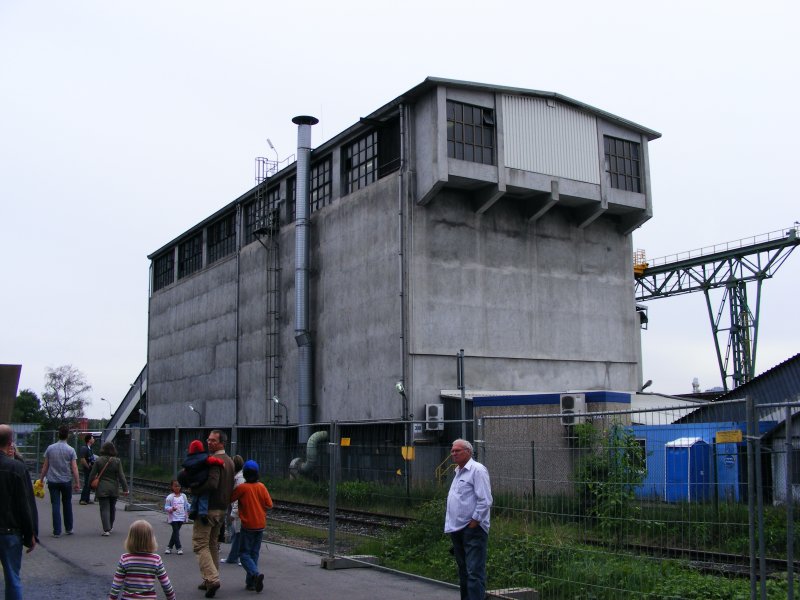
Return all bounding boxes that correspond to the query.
[173,426,179,480]
[785,403,795,600]
[746,395,757,600]
[754,409,767,599]
[531,440,536,501]
[129,430,135,506]
[327,421,338,559]
[35,430,40,475]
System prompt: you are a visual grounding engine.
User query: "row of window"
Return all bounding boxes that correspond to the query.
[153,126,399,292]
[153,104,643,293]
[445,99,644,195]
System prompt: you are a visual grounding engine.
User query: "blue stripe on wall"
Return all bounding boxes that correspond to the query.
[474,391,631,407]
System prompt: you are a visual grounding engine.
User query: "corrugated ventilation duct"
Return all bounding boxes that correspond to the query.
[292,115,318,444]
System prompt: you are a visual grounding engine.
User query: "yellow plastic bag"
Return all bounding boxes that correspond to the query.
[33,479,45,499]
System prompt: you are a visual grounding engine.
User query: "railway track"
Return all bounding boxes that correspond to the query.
[129,477,412,537]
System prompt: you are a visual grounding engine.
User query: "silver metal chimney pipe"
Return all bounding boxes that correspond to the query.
[292,115,318,444]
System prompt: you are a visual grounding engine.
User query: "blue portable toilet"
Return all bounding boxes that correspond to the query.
[664,437,712,502]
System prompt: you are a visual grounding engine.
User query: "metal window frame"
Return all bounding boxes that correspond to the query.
[446,100,495,165]
[207,212,236,264]
[344,131,378,194]
[310,157,332,212]
[604,135,642,193]
[177,232,203,279]
[153,251,175,292]
[244,186,280,244]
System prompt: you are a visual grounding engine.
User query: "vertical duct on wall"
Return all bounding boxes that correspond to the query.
[292,115,318,444]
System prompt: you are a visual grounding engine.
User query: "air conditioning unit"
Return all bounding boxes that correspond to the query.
[425,403,444,431]
[560,393,586,426]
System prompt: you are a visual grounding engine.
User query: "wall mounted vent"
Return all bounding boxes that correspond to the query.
[425,403,444,431]
[560,393,586,426]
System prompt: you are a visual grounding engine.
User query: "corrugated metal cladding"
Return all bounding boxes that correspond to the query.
[679,353,800,424]
[717,352,800,406]
[502,95,600,184]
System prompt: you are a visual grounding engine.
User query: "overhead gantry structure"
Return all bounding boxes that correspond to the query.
[634,223,799,392]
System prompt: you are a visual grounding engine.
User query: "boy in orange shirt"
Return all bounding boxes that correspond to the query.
[230,460,273,593]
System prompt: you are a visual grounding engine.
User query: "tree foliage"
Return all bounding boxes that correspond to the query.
[12,388,45,423]
[573,421,647,545]
[40,365,91,429]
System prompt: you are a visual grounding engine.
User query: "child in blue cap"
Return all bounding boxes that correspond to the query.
[230,460,273,592]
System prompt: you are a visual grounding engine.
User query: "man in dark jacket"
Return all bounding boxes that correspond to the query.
[78,433,96,504]
[0,423,37,599]
[190,429,235,598]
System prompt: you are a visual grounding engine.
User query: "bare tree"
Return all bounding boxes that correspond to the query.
[41,365,91,428]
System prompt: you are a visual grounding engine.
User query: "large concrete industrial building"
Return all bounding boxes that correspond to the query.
[145,77,660,447]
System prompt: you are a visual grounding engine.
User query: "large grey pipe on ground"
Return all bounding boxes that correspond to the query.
[292,115,318,444]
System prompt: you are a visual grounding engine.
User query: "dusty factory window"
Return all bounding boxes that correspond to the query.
[446,100,495,165]
[287,177,296,222]
[207,212,236,264]
[310,157,332,213]
[344,130,378,194]
[177,232,203,279]
[153,251,174,292]
[604,136,642,193]
[244,186,280,244]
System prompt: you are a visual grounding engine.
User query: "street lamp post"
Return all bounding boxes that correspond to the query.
[272,396,288,425]
[188,404,203,427]
[101,397,112,420]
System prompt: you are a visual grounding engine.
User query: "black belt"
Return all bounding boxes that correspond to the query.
[0,527,21,535]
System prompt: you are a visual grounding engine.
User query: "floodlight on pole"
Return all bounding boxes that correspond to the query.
[272,396,288,425]
[188,404,203,426]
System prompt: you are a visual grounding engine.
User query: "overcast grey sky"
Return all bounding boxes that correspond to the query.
[2,0,798,419]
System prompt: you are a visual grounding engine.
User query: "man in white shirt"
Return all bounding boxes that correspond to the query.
[444,439,493,600]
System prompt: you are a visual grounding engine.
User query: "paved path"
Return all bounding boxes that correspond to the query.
[21,494,458,599]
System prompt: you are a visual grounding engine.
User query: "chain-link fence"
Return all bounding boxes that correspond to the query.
[18,397,800,599]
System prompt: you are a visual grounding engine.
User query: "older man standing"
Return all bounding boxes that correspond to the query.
[0,424,37,600]
[444,439,493,600]
[39,425,80,537]
[191,430,235,598]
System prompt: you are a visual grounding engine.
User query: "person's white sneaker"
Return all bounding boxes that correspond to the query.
[177,549,184,555]
[101,531,110,536]
[165,548,172,554]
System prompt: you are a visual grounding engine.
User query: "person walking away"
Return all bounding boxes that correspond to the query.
[191,430,235,598]
[221,455,244,565]
[79,433,96,504]
[39,425,80,537]
[444,439,493,600]
[88,442,129,535]
[164,480,189,554]
[0,424,37,600]
[108,519,175,600]
[230,459,273,592]
[177,439,224,523]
